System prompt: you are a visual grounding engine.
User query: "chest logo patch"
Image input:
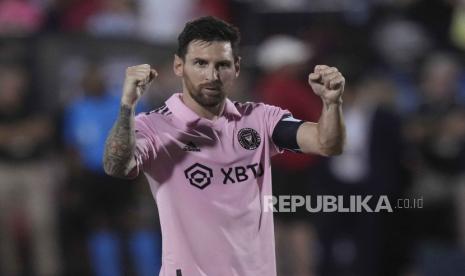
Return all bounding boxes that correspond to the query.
[184,163,213,190]
[238,128,261,150]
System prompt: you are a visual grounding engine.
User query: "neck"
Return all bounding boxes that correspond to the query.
[181,91,225,120]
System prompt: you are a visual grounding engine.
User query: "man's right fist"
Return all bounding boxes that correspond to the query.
[121,64,157,107]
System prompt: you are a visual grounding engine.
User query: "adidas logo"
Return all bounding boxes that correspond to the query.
[183,141,201,152]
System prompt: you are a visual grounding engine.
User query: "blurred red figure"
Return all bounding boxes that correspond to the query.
[0,0,43,34]
[256,35,322,172]
[255,35,322,276]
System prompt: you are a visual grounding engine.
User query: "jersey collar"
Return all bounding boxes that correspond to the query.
[165,93,241,125]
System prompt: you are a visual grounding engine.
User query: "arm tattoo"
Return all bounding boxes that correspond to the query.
[103,104,136,178]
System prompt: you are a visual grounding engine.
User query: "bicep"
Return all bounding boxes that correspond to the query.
[296,122,323,155]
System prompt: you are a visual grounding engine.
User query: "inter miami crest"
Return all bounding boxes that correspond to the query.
[238,128,261,150]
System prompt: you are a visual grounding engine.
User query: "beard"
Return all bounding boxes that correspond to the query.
[184,74,226,108]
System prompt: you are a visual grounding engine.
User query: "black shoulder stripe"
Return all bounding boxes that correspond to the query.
[144,104,172,116]
[160,106,170,114]
[155,105,167,113]
[145,104,167,115]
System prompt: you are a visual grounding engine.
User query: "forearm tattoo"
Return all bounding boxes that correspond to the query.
[103,105,135,177]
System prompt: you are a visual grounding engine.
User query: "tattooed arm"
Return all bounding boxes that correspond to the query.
[103,104,137,178]
[103,64,157,178]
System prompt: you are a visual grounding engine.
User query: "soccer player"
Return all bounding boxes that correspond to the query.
[103,16,345,276]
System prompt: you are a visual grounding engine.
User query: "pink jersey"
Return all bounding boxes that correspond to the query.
[134,93,289,276]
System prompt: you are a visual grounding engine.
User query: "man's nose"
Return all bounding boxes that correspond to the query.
[206,66,219,81]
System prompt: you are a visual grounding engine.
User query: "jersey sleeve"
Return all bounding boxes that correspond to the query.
[132,113,159,175]
[263,104,292,156]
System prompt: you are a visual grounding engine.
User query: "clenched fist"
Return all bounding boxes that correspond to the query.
[121,64,158,107]
[308,65,345,105]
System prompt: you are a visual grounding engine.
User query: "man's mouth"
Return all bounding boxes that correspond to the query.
[202,86,222,94]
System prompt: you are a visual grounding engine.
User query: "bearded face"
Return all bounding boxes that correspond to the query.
[174,40,240,109]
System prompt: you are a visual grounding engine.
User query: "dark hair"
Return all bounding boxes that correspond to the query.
[176,16,241,61]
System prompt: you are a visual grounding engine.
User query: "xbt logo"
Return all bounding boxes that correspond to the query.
[184,162,264,190]
[221,163,263,184]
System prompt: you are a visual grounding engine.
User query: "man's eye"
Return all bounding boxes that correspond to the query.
[195,60,207,66]
[218,63,231,68]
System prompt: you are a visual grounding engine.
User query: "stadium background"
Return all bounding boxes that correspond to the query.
[1,0,465,275]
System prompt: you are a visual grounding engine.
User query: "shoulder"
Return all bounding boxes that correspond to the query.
[233,101,286,117]
[233,101,281,114]
[135,104,174,129]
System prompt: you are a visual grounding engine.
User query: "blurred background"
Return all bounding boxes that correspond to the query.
[1,0,465,275]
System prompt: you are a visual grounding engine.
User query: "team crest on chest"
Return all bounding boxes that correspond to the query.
[238,128,261,150]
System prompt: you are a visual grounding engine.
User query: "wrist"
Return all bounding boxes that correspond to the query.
[121,97,137,109]
[322,97,343,107]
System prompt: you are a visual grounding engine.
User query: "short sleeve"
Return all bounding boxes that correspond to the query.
[263,104,292,156]
[133,113,159,174]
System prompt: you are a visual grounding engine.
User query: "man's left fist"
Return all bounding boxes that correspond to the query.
[308,65,345,105]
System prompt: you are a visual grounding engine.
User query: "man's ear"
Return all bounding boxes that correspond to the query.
[173,54,184,77]
[234,56,241,78]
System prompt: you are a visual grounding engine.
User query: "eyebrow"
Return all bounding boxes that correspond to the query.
[192,58,232,65]
[192,58,207,62]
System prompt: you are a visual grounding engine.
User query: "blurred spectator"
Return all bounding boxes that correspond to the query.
[401,0,453,47]
[45,0,101,32]
[315,74,403,276]
[86,0,138,37]
[450,0,465,50]
[0,63,61,275]
[137,0,231,43]
[402,50,465,276]
[407,52,465,198]
[63,64,125,174]
[62,63,159,275]
[137,0,196,43]
[255,35,321,276]
[196,0,231,21]
[0,0,44,35]
[373,18,432,114]
[405,52,465,243]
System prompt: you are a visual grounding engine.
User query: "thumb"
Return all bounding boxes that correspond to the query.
[308,72,321,82]
[148,69,158,82]
[139,69,158,87]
